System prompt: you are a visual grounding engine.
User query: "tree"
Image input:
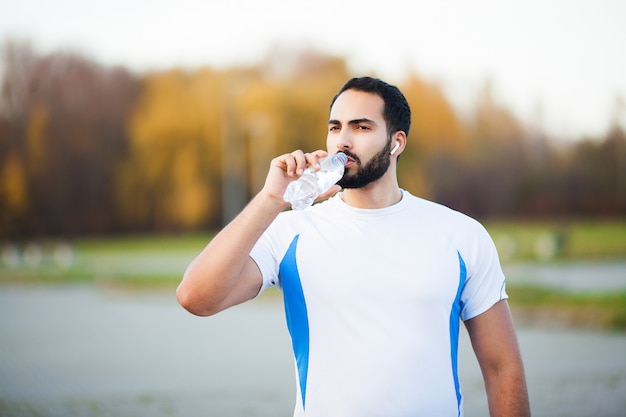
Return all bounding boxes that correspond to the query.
[0,40,138,237]
[426,80,531,218]
[118,68,225,231]
[399,74,467,199]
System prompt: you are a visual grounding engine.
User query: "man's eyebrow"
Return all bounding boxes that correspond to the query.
[348,118,376,126]
[327,118,376,126]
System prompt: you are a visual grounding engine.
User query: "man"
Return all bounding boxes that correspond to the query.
[177,77,530,416]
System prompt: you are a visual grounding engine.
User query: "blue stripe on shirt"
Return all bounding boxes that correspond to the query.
[450,251,467,416]
[279,235,310,409]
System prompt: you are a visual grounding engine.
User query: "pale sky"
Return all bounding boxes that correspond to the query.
[2,0,625,140]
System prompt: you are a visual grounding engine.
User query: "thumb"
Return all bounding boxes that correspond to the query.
[315,184,342,203]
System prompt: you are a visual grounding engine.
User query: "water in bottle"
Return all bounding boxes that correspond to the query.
[283,152,347,210]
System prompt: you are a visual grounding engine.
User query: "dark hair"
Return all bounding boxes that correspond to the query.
[330,77,411,138]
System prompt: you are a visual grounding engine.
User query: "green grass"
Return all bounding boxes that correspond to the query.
[1,221,625,285]
[0,233,213,287]
[1,221,625,331]
[74,233,213,254]
[508,284,626,332]
[485,219,626,261]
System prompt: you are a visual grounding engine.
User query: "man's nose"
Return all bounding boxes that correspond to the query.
[334,128,353,151]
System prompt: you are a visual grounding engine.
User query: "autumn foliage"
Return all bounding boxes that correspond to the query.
[1,41,624,238]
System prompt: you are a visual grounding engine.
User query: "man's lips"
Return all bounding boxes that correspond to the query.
[338,151,358,167]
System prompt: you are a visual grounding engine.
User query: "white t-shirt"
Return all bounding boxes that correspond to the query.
[250,190,507,417]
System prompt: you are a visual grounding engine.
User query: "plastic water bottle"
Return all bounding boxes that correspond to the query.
[283,152,347,210]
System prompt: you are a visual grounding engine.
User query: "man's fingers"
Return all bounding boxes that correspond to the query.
[276,150,304,177]
[285,150,328,176]
[316,184,342,202]
[304,150,329,172]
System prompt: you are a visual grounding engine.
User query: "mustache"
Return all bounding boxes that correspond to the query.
[337,149,360,164]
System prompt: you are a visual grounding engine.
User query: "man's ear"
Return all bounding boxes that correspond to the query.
[390,131,406,156]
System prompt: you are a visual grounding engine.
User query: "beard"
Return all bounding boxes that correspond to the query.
[337,138,393,189]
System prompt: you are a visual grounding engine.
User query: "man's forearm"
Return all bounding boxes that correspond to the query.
[485,366,531,417]
[466,301,531,417]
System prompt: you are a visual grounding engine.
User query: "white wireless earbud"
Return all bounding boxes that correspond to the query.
[390,142,400,155]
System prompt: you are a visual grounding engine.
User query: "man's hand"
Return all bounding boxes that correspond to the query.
[261,149,341,206]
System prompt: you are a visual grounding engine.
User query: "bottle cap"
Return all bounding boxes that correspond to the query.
[335,152,347,165]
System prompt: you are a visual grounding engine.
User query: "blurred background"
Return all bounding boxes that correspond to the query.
[1,1,625,416]
[1,0,625,237]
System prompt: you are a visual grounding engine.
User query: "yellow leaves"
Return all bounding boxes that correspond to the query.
[25,105,48,175]
[473,80,526,145]
[118,61,354,230]
[117,55,530,230]
[118,65,473,229]
[392,75,468,199]
[120,69,225,231]
[402,75,466,154]
[0,105,45,222]
[165,147,212,230]
[0,152,27,213]
[131,69,220,148]
[7,43,576,237]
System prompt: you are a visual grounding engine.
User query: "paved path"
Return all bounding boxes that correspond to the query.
[1,285,625,417]
[504,261,626,292]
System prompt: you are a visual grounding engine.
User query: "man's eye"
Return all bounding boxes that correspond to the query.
[357,125,370,130]
[329,126,340,132]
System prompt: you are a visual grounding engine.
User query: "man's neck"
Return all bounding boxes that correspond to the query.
[340,174,402,209]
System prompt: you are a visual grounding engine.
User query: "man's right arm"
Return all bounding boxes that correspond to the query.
[176,150,336,316]
[176,191,286,316]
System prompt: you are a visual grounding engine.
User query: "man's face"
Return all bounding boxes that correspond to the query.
[327,90,392,189]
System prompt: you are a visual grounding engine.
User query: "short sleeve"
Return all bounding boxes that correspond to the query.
[250,230,282,294]
[458,220,508,321]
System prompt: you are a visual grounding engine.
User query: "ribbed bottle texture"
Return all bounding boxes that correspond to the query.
[283,153,347,210]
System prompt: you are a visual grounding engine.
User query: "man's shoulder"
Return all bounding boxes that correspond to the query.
[403,191,485,231]
[403,191,459,216]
